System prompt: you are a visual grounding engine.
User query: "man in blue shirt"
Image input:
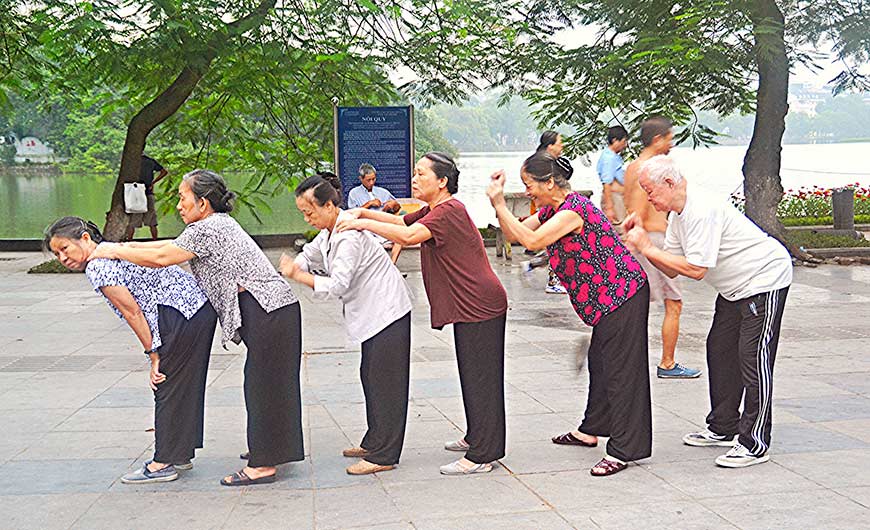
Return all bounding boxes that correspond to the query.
[347,163,401,214]
[596,126,628,226]
[347,163,403,263]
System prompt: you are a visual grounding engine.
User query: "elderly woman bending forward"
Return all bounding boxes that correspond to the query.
[487,152,652,477]
[47,217,217,484]
[337,152,508,476]
[282,174,413,475]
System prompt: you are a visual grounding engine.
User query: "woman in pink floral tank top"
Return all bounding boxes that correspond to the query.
[488,152,652,476]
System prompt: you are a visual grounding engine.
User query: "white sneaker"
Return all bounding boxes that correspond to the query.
[545,283,567,294]
[439,459,493,475]
[682,428,737,447]
[715,444,770,468]
[444,438,470,452]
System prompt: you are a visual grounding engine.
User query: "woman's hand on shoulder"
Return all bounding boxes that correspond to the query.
[344,208,364,220]
[335,218,366,233]
[487,170,507,208]
[88,242,120,261]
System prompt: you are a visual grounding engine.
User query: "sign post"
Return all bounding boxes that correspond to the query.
[333,106,414,203]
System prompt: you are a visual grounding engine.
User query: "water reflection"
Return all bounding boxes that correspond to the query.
[2,142,867,238]
[0,172,307,239]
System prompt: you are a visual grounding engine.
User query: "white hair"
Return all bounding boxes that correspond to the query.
[642,154,684,184]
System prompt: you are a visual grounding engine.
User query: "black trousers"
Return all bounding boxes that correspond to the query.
[453,313,507,464]
[359,312,412,465]
[705,287,789,456]
[238,293,304,467]
[153,303,217,464]
[579,284,652,462]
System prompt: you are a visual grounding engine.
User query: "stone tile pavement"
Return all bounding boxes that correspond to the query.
[1,249,869,529]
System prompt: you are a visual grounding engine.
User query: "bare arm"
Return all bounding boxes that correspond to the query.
[100,285,153,349]
[601,183,615,220]
[353,207,406,225]
[280,254,316,289]
[152,168,169,185]
[123,240,173,249]
[89,242,195,268]
[499,214,541,244]
[487,170,581,251]
[338,218,432,246]
[495,206,582,251]
[100,285,166,389]
[643,245,707,280]
[624,226,707,280]
[623,162,646,216]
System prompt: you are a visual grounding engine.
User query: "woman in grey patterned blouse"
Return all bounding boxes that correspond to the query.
[90,169,304,487]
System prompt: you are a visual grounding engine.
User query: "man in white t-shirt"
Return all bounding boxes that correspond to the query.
[623,155,792,469]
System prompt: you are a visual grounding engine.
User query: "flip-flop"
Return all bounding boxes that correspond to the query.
[590,457,627,477]
[551,432,598,447]
[220,469,277,486]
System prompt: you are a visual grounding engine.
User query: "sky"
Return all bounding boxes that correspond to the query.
[553,26,849,89]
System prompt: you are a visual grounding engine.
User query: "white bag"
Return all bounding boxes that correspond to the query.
[124,183,148,214]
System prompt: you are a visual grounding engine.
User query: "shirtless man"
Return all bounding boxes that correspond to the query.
[624,116,700,379]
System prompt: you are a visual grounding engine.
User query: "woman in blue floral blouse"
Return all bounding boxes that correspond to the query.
[45,216,217,485]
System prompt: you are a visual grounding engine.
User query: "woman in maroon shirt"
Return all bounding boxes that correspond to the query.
[338,152,508,475]
[487,152,652,476]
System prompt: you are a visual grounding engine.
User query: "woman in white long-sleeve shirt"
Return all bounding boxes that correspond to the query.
[280,174,412,476]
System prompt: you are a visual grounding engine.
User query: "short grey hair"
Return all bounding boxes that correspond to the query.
[642,155,684,184]
[358,163,376,177]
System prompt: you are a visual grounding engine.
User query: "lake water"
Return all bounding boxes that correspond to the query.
[2,142,868,239]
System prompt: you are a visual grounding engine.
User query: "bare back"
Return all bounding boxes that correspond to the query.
[624,151,668,233]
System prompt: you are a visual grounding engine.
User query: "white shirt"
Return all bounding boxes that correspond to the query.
[664,188,792,301]
[294,211,413,343]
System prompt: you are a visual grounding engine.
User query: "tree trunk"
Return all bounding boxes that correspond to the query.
[103,66,210,240]
[741,1,806,259]
[102,0,278,240]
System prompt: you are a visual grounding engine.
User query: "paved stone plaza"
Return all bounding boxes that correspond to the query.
[1,248,869,529]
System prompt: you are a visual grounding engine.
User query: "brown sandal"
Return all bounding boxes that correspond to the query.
[551,432,598,447]
[342,447,370,458]
[590,457,627,477]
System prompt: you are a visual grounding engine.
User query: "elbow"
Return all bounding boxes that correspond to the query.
[149,250,178,268]
[522,236,548,252]
[121,306,144,322]
[396,235,415,246]
[397,232,422,246]
[688,268,706,281]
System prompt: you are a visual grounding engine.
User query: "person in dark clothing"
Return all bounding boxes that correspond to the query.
[127,154,169,241]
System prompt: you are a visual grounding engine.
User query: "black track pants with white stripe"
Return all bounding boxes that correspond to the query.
[705,287,789,456]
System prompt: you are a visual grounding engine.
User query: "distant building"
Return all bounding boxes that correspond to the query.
[3,134,61,163]
[788,83,828,116]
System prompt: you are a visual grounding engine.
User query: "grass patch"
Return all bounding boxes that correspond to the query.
[781,214,870,227]
[27,259,80,274]
[785,229,870,249]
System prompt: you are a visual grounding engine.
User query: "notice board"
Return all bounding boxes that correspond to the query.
[334,106,414,202]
